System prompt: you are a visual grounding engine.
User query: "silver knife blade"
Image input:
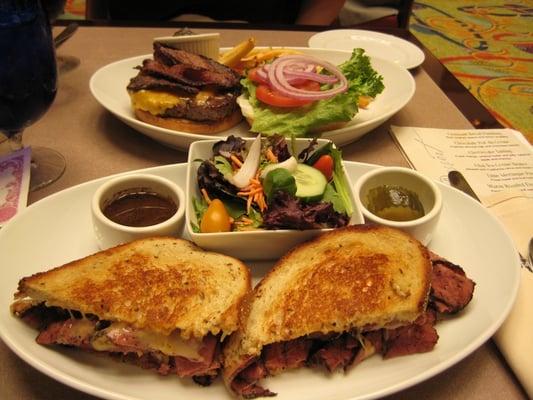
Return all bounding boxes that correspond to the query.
[526,237,533,272]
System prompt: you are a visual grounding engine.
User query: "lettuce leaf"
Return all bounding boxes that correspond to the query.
[242,48,384,137]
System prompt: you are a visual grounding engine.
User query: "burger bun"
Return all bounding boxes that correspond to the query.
[134,109,243,135]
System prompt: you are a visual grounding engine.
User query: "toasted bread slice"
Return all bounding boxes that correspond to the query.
[13,237,251,339]
[223,224,431,383]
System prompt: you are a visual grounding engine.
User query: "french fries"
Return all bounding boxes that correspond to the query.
[219,38,303,71]
[218,37,256,68]
[240,48,302,63]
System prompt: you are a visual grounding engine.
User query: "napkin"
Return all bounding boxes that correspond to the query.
[0,147,31,228]
[487,191,533,398]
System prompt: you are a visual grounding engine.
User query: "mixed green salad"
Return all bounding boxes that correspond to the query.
[192,135,354,233]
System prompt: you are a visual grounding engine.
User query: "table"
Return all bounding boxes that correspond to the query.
[0,23,527,400]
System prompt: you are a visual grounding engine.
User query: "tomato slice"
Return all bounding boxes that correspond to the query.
[248,68,269,85]
[254,80,322,108]
[255,85,313,108]
[294,80,321,92]
[250,67,322,108]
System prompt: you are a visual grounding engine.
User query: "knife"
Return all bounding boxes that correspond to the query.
[449,170,533,271]
[519,237,533,273]
[448,170,481,202]
[54,22,79,49]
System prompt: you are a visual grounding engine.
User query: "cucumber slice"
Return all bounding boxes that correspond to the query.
[293,164,327,202]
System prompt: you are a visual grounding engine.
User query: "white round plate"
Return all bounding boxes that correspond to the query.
[0,162,520,400]
[89,47,415,150]
[308,29,425,70]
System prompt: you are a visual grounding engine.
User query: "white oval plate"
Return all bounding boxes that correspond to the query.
[89,47,415,150]
[0,162,520,400]
[308,29,425,70]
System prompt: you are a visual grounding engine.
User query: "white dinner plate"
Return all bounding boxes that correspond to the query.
[0,162,519,400]
[308,30,425,70]
[89,48,415,150]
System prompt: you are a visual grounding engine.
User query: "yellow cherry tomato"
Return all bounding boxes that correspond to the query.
[200,199,231,233]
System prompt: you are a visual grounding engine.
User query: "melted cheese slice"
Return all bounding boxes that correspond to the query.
[130,89,216,116]
[91,322,203,360]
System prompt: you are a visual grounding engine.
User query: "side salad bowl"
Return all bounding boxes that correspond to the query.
[185,136,364,260]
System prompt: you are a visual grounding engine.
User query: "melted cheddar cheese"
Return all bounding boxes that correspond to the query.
[130,89,217,116]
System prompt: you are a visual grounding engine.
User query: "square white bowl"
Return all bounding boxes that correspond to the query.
[185,137,364,260]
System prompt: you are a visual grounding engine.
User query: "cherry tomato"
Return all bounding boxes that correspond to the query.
[200,199,231,233]
[312,154,334,181]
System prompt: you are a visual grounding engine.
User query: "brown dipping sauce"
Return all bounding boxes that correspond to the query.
[103,190,177,227]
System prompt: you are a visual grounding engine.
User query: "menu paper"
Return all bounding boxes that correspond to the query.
[390,126,533,397]
[389,127,533,200]
[0,147,31,228]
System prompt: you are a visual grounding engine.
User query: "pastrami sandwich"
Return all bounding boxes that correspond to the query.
[127,43,243,134]
[11,237,251,386]
[222,225,475,398]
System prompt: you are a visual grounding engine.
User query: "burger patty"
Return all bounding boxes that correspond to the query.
[128,43,242,124]
[162,91,240,122]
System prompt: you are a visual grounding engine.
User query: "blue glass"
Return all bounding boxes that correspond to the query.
[0,0,65,191]
[0,0,57,137]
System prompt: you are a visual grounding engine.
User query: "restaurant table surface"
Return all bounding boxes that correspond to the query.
[0,25,527,400]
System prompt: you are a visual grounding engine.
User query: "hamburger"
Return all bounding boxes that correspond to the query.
[127,42,243,134]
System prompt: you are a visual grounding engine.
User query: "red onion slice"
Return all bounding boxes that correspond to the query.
[258,64,307,85]
[267,55,348,101]
[283,70,339,84]
[255,67,269,82]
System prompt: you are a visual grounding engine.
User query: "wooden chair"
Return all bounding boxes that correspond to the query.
[340,0,414,29]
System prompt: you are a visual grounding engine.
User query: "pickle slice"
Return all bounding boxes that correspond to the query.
[365,185,425,221]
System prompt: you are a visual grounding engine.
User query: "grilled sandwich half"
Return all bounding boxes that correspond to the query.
[11,237,251,386]
[223,225,436,398]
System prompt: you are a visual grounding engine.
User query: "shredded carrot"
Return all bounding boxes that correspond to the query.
[236,170,268,214]
[238,187,263,196]
[230,154,243,167]
[201,188,211,204]
[246,195,253,213]
[266,148,278,163]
